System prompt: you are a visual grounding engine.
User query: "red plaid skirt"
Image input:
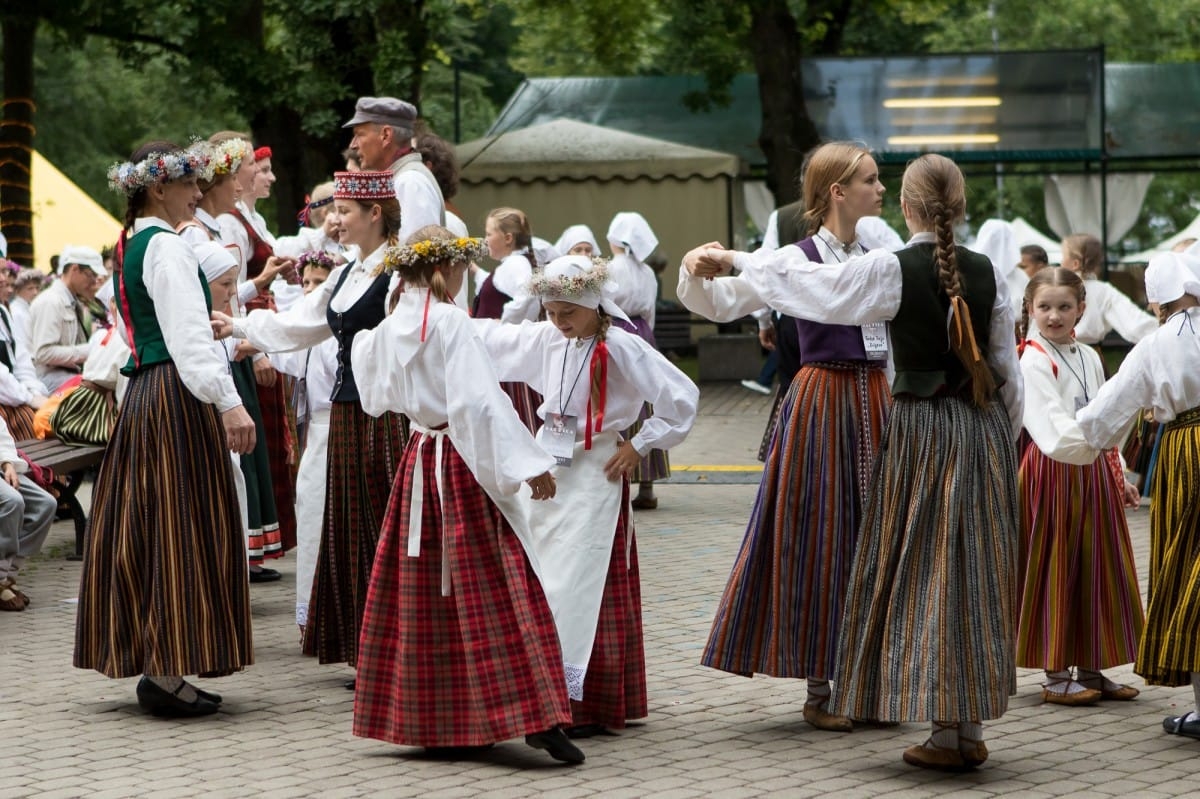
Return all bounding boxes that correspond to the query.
[571,483,648,728]
[353,432,571,747]
[255,375,296,554]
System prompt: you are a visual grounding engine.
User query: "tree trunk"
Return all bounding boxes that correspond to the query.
[748,0,821,206]
[1,14,38,265]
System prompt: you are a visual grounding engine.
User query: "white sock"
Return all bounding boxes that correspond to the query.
[929,720,958,749]
[805,678,831,709]
[1044,669,1089,694]
[959,720,982,744]
[1191,672,1200,719]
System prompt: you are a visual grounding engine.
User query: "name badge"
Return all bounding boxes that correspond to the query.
[1074,395,1087,413]
[543,413,578,467]
[861,322,888,361]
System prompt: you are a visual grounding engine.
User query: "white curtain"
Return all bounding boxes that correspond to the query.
[742,180,775,232]
[1044,173,1154,241]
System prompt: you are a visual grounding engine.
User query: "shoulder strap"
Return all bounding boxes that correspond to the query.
[1021,339,1058,378]
[796,237,821,262]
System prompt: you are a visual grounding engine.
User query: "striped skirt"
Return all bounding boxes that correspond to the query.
[831,395,1019,722]
[703,363,889,678]
[230,359,281,563]
[0,403,36,442]
[625,404,671,483]
[255,375,297,553]
[353,431,571,747]
[1136,410,1200,686]
[302,401,406,666]
[1016,447,1143,671]
[74,363,252,678]
[571,481,647,728]
[501,382,542,436]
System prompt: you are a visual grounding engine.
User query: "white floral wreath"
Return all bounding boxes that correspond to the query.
[107,144,208,196]
[530,256,609,298]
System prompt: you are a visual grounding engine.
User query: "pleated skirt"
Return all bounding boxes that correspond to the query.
[831,395,1019,722]
[1136,412,1200,686]
[255,374,297,553]
[0,403,36,442]
[501,382,542,436]
[1016,447,1143,671]
[302,401,406,666]
[703,364,889,678]
[570,480,647,728]
[74,363,252,678]
[231,359,281,564]
[353,432,571,747]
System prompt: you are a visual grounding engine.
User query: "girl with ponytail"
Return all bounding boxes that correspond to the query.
[683,153,1024,771]
[472,254,698,738]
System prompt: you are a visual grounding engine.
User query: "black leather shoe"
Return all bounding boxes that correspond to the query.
[564,723,614,739]
[192,684,222,704]
[525,727,585,764]
[136,677,220,718]
[343,679,356,691]
[1163,713,1200,739]
[249,567,282,583]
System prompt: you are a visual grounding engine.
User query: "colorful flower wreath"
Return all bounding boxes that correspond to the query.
[106,144,208,196]
[383,237,488,273]
[297,250,337,272]
[529,256,609,299]
[199,138,252,181]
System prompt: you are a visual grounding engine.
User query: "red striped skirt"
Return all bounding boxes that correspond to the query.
[0,403,36,442]
[570,481,647,728]
[501,381,542,436]
[353,430,571,746]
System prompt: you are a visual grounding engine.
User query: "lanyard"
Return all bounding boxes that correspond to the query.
[558,337,596,416]
[1039,333,1089,402]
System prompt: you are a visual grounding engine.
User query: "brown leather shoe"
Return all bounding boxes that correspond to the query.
[959,738,989,767]
[1099,684,1140,701]
[0,587,24,611]
[1041,685,1102,706]
[803,703,853,732]
[903,742,968,771]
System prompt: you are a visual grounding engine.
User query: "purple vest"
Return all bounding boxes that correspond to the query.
[793,238,871,365]
[473,274,509,320]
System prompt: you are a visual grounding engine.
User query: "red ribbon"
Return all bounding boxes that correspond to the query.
[585,339,608,450]
[420,287,432,342]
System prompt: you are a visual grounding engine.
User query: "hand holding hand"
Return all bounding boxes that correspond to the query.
[211,311,235,340]
[682,242,734,279]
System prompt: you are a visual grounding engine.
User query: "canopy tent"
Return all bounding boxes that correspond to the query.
[28,151,121,273]
[1118,213,1200,264]
[1009,217,1062,265]
[455,119,745,302]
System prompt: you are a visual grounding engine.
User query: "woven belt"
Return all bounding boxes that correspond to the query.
[1166,405,1200,431]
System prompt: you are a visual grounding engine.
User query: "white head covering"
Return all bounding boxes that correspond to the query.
[1144,251,1200,305]
[606,212,658,262]
[194,241,240,283]
[855,216,904,251]
[530,237,561,268]
[973,219,1021,277]
[555,224,601,257]
[58,244,105,276]
[533,255,630,323]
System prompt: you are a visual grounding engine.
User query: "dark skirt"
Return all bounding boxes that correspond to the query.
[0,403,36,442]
[74,362,252,678]
[302,401,407,666]
[353,430,570,746]
[230,359,281,563]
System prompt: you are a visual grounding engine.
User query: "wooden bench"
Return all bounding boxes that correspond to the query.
[18,438,106,560]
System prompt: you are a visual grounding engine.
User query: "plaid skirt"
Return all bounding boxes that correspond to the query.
[831,395,1019,722]
[1137,410,1200,686]
[353,428,571,746]
[570,481,648,728]
[704,363,889,679]
[1017,446,1143,671]
[302,401,407,666]
[74,363,252,678]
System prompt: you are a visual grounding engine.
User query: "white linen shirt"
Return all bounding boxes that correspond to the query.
[1078,307,1200,449]
[606,253,658,328]
[1070,278,1157,346]
[0,305,46,404]
[390,156,445,245]
[1020,337,1107,465]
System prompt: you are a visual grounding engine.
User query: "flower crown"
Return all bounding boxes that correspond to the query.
[297,250,337,272]
[107,144,208,196]
[530,256,609,298]
[199,138,252,180]
[383,237,488,273]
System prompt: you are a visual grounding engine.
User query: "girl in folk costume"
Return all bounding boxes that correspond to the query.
[605,212,670,510]
[555,224,601,258]
[1016,266,1144,707]
[474,206,543,432]
[683,142,891,732]
[215,170,408,671]
[686,153,1023,770]
[350,227,583,764]
[273,181,340,261]
[475,255,699,736]
[1058,233,1157,348]
[1077,252,1200,741]
[74,141,256,718]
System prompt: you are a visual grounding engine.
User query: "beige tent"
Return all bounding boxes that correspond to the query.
[454,119,745,301]
[31,151,121,273]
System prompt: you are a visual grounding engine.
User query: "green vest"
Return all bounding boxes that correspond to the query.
[117,226,212,376]
[890,243,997,398]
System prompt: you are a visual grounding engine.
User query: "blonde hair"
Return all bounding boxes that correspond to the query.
[487,206,537,271]
[1019,266,1086,340]
[397,225,459,304]
[1062,233,1103,277]
[800,142,871,236]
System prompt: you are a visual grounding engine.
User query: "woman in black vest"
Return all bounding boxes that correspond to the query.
[685,153,1023,771]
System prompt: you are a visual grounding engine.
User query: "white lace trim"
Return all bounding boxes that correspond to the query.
[565,662,587,701]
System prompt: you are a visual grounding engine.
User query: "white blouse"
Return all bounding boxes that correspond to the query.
[607,253,658,327]
[215,210,262,306]
[1078,307,1200,449]
[272,336,337,417]
[129,218,241,412]
[1070,278,1157,346]
[1020,337,1107,465]
[351,288,554,497]
[489,253,540,324]
[0,306,45,405]
[734,231,1024,437]
[474,320,699,455]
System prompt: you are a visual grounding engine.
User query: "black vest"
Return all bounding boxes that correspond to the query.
[327,266,391,403]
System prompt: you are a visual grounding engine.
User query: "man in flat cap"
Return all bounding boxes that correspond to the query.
[344,97,445,243]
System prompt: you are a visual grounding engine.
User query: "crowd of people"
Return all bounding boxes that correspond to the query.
[0,99,1197,773]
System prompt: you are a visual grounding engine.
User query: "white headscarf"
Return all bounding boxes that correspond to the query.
[533,255,630,323]
[1145,251,1200,305]
[973,219,1021,277]
[194,241,240,283]
[530,237,561,268]
[606,212,658,263]
[555,224,601,257]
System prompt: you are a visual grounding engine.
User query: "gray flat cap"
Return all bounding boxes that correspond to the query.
[343,96,418,128]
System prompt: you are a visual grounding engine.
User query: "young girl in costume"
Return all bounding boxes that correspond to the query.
[1058,233,1156,347]
[1077,251,1200,741]
[685,153,1023,771]
[475,254,698,736]
[215,170,408,672]
[75,141,256,717]
[350,227,583,764]
[1016,266,1143,707]
[682,142,890,732]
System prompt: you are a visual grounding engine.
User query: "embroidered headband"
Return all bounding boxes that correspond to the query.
[383,237,487,274]
[106,144,208,196]
[333,170,394,201]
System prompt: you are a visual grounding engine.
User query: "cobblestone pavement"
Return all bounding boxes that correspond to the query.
[2,383,1195,798]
